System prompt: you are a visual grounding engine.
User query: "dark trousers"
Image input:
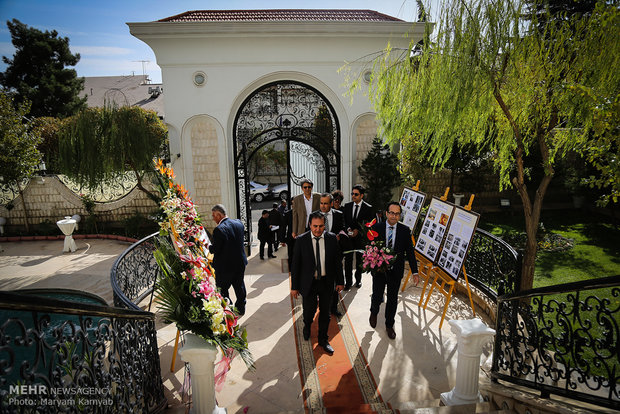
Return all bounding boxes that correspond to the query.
[216,271,247,313]
[344,251,363,286]
[370,271,401,328]
[331,290,340,313]
[259,239,273,258]
[302,277,333,343]
[272,230,279,251]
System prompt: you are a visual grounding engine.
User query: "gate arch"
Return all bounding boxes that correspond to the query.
[233,80,341,247]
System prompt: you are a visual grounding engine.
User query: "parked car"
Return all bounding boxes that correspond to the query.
[249,181,271,202]
[270,183,289,201]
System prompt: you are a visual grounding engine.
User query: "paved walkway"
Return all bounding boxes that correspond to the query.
[0,238,494,413]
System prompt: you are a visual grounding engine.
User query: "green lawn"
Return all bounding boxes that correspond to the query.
[478,209,620,288]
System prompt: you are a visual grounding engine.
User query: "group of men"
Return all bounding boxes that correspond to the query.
[207,178,419,356]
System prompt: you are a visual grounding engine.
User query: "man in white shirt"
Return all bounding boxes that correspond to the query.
[318,193,345,316]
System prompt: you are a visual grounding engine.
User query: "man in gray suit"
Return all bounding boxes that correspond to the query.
[291,178,321,238]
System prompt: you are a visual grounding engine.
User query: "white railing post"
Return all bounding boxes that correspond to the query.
[441,318,495,406]
[179,333,227,414]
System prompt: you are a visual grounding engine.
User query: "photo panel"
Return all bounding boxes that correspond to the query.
[399,187,427,231]
[436,206,480,280]
[414,196,455,262]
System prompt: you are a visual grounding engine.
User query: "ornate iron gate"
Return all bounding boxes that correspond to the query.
[233,81,340,248]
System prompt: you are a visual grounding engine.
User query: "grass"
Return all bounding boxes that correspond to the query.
[478,209,620,288]
[480,209,620,382]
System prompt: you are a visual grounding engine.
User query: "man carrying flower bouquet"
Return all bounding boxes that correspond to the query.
[369,202,418,339]
[291,211,345,355]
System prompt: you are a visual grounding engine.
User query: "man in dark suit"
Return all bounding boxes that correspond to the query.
[292,178,321,238]
[318,193,345,317]
[370,201,418,339]
[343,184,374,290]
[291,211,345,354]
[209,204,248,315]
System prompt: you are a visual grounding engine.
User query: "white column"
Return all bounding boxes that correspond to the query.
[441,318,495,406]
[179,333,227,414]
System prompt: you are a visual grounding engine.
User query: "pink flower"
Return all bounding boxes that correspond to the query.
[199,279,215,297]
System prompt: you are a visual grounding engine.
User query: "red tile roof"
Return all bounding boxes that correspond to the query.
[158,9,404,23]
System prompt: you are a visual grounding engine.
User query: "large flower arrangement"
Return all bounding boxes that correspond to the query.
[361,218,397,274]
[152,159,254,369]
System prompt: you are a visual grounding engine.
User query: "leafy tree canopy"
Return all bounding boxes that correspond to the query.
[346,0,619,290]
[58,105,167,200]
[0,91,41,187]
[0,19,86,118]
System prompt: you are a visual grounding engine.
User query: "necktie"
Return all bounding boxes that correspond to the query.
[387,226,394,249]
[353,204,359,221]
[314,236,322,279]
[325,215,330,232]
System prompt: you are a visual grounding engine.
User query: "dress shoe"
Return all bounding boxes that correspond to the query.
[355,282,362,288]
[319,342,334,355]
[369,313,377,328]
[303,325,310,341]
[268,255,276,258]
[331,309,342,317]
[386,326,396,340]
[343,284,351,291]
[260,257,265,260]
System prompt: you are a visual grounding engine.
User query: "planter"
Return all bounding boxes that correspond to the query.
[178,333,226,414]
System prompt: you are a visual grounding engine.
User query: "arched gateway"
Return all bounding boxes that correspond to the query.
[233,81,341,246]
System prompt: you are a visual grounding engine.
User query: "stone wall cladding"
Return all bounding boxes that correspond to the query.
[354,116,379,186]
[0,176,158,230]
[190,117,222,232]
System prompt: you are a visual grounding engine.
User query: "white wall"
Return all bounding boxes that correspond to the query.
[129,19,425,217]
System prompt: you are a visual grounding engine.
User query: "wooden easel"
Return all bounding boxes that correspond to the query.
[420,195,477,329]
[403,187,449,299]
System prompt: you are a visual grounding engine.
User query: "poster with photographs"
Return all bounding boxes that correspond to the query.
[399,187,427,231]
[415,197,455,262]
[436,207,480,281]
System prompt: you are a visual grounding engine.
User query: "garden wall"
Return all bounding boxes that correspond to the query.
[0,176,159,235]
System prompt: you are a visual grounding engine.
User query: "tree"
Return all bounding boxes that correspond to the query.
[58,105,167,202]
[359,0,619,291]
[0,19,86,118]
[358,137,402,212]
[0,91,42,232]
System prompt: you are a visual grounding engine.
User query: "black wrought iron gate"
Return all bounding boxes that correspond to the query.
[233,81,341,249]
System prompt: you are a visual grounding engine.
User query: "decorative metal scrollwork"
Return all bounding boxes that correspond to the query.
[233,81,341,250]
[0,178,28,206]
[57,173,138,203]
[492,275,620,410]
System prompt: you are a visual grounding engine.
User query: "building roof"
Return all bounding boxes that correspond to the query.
[158,9,404,23]
[81,75,164,118]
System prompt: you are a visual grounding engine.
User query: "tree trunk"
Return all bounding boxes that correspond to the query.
[18,187,30,233]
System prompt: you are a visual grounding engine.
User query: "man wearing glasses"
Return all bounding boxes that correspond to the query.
[292,178,321,239]
[343,184,374,290]
[369,202,418,339]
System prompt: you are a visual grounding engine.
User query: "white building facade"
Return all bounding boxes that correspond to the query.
[128,10,424,237]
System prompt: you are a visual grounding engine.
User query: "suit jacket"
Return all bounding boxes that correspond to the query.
[372,221,418,278]
[343,200,374,248]
[291,231,344,297]
[325,208,345,234]
[208,217,248,277]
[257,217,272,241]
[292,193,321,235]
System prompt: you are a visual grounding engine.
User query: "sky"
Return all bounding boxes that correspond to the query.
[0,0,439,84]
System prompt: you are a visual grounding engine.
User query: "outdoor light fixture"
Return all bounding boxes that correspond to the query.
[363,70,372,84]
[193,71,207,86]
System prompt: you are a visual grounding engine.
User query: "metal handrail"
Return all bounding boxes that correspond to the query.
[491,274,620,410]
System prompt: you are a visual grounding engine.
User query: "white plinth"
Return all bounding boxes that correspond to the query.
[453,193,465,206]
[440,318,495,406]
[179,333,226,414]
[56,218,77,252]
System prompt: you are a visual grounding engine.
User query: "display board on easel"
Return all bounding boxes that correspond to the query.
[415,196,455,262]
[436,207,480,280]
[399,186,427,230]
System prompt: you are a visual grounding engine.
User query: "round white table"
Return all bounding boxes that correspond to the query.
[56,217,77,252]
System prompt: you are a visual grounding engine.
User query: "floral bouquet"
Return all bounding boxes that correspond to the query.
[152,159,254,370]
[361,218,397,274]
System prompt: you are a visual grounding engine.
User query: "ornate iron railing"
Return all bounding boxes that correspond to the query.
[464,228,522,301]
[0,290,167,413]
[491,275,620,410]
[110,232,161,311]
